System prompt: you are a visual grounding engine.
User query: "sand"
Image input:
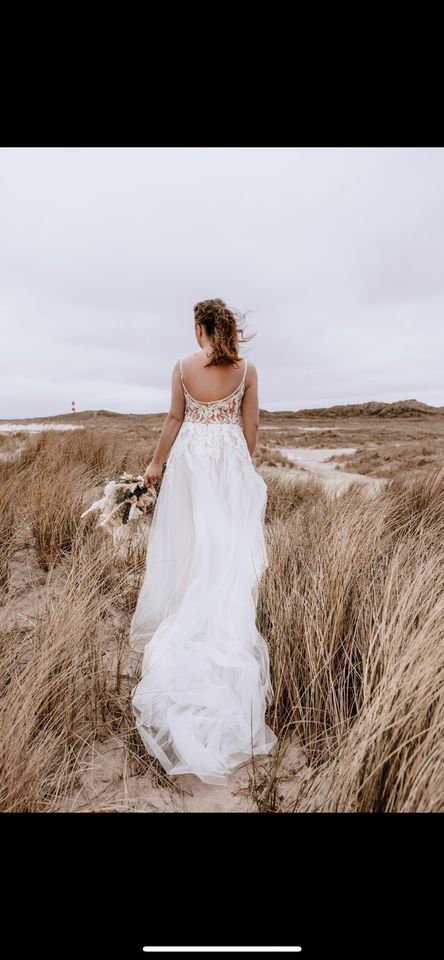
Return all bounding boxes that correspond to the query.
[57,732,310,813]
[0,423,84,432]
[274,445,387,495]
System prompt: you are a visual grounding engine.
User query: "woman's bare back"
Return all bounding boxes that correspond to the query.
[180,351,248,404]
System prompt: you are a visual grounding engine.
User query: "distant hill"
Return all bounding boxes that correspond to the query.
[260,399,444,419]
[0,410,144,425]
[2,399,443,427]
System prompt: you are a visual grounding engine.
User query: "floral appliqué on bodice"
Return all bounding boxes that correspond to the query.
[180,357,248,425]
[163,358,251,474]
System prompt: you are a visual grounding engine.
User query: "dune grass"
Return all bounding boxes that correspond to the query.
[0,427,442,811]
[259,468,444,811]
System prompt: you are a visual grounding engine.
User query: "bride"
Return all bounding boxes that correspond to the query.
[129,298,277,785]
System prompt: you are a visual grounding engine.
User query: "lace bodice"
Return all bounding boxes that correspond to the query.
[180,356,248,425]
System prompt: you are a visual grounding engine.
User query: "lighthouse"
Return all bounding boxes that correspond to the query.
[71,400,76,414]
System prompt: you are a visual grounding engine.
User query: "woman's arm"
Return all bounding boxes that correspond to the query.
[241,362,260,457]
[143,361,185,485]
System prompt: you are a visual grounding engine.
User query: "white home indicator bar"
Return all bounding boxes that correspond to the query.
[142,950,302,954]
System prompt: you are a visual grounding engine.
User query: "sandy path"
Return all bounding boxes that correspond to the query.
[0,423,84,432]
[260,425,338,432]
[57,733,309,813]
[275,445,386,495]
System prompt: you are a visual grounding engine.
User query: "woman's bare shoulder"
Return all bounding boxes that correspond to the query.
[181,352,200,365]
[245,359,258,383]
[176,353,198,371]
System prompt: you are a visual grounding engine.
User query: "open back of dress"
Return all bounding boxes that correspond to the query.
[129,356,277,785]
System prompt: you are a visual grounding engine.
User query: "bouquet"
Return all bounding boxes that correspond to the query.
[80,472,158,546]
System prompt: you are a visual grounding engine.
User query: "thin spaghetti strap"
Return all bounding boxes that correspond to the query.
[179,357,184,383]
[242,359,248,382]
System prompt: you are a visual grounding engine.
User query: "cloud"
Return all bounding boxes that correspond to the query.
[0,146,443,418]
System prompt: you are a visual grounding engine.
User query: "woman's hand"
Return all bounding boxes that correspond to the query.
[142,460,163,487]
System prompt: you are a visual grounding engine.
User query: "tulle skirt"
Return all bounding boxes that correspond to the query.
[129,421,277,785]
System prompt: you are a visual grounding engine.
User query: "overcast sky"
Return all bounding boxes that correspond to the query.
[0,146,443,419]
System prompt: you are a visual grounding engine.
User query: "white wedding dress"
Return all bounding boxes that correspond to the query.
[129,357,277,785]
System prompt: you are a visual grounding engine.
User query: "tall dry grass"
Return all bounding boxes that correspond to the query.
[0,500,14,600]
[259,469,444,811]
[0,428,172,812]
[0,426,443,811]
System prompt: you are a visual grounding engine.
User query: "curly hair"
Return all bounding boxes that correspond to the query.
[193,298,256,368]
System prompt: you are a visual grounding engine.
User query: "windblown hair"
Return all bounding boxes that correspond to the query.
[193,298,256,368]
